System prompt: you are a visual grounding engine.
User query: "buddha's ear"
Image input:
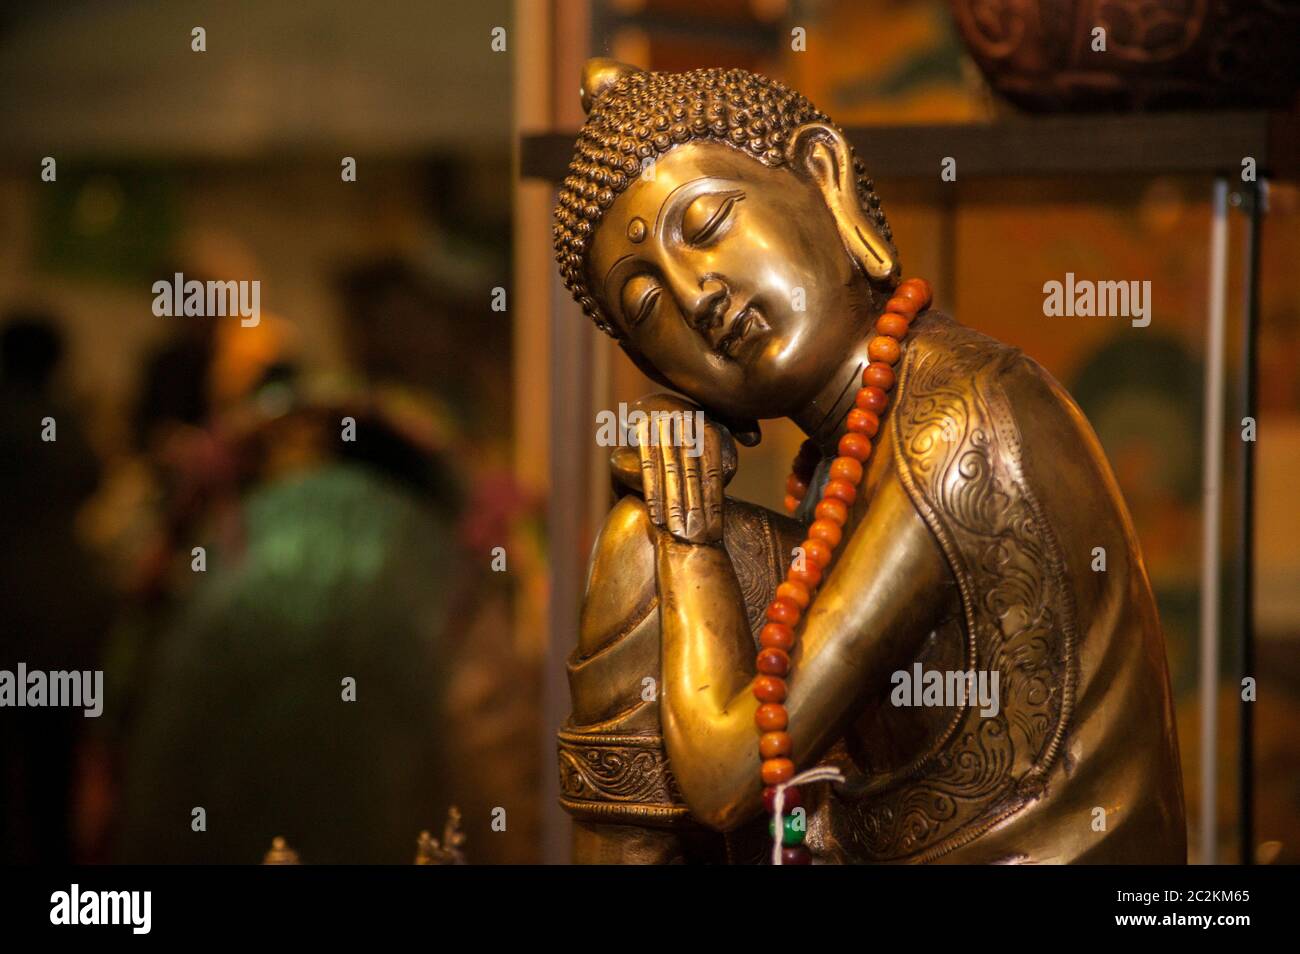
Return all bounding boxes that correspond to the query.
[786,122,898,285]
[581,58,644,114]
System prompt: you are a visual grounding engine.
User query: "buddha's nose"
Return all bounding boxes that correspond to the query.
[670,272,728,337]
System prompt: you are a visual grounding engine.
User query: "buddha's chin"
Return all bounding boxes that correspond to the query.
[715,375,819,423]
[733,342,823,412]
[684,341,818,419]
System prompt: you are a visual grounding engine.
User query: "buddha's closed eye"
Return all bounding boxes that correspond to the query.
[682,189,744,246]
[621,273,661,329]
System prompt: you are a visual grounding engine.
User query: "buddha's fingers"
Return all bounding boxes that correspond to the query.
[679,414,706,541]
[637,416,663,528]
[701,423,724,541]
[658,413,688,540]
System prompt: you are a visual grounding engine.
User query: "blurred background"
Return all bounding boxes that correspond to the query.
[0,0,535,864]
[1,0,1297,865]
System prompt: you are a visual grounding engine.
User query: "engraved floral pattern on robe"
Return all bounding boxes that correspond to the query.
[828,314,1078,862]
[558,733,682,804]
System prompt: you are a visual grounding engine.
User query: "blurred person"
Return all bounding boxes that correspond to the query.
[335,258,541,862]
[115,328,462,862]
[0,310,113,863]
[131,308,217,456]
[115,279,537,862]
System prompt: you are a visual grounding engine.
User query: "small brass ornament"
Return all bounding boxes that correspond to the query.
[261,836,301,865]
[414,806,467,865]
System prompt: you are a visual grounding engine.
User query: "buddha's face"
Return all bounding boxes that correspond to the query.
[585,140,873,421]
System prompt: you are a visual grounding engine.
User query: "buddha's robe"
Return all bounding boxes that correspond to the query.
[559,312,1186,864]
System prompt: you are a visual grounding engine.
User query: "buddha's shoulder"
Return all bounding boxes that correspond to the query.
[902,310,1074,410]
[905,310,1022,366]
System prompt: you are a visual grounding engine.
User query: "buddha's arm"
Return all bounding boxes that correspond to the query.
[657,469,952,832]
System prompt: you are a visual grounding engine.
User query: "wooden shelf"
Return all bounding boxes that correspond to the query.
[521,110,1299,183]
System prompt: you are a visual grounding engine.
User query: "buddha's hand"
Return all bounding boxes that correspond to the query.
[609,395,735,545]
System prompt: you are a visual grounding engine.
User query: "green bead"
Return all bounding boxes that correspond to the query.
[767,812,807,846]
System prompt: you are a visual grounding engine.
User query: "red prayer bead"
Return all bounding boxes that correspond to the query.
[847,407,880,436]
[766,598,800,627]
[862,361,895,391]
[815,498,849,525]
[837,432,871,461]
[753,675,787,704]
[756,647,790,676]
[885,295,916,320]
[898,277,932,308]
[894,282,926,309]
[787,558,822,589]
[876,313,910,340]
[801,538,833,569]
[829,456,863,485]
[781,846,813,865]
[755,703,788,732]
[776,580,810,609]
[868,335,900,364]
[763,784,802,813]
[808,518,842,549]
[783,494,800,514]
[759,731,792,759]
[857,386,889,414]
[761,758,795,785]
[823,478,858,506]
[760,622,796,651]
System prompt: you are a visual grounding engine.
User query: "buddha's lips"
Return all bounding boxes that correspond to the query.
[716,305,765,358]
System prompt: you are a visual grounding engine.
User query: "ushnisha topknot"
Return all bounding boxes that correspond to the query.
[553,66,893,338]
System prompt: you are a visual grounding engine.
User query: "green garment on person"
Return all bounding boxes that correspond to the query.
[118,463,457,863]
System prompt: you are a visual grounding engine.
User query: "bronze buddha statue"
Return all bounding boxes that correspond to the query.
[553,60,1186,864]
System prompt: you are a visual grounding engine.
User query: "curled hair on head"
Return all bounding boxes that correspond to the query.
[553,66,893,338]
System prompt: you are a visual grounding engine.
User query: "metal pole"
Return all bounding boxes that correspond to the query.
[1236,179,1264,864]
[1199,178,1230,864]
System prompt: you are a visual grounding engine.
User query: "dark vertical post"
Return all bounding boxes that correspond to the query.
[543,267,590,863]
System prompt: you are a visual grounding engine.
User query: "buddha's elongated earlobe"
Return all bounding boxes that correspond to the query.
[581,59,645,114]
[714,415,762,447]
[786,122,899,285]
